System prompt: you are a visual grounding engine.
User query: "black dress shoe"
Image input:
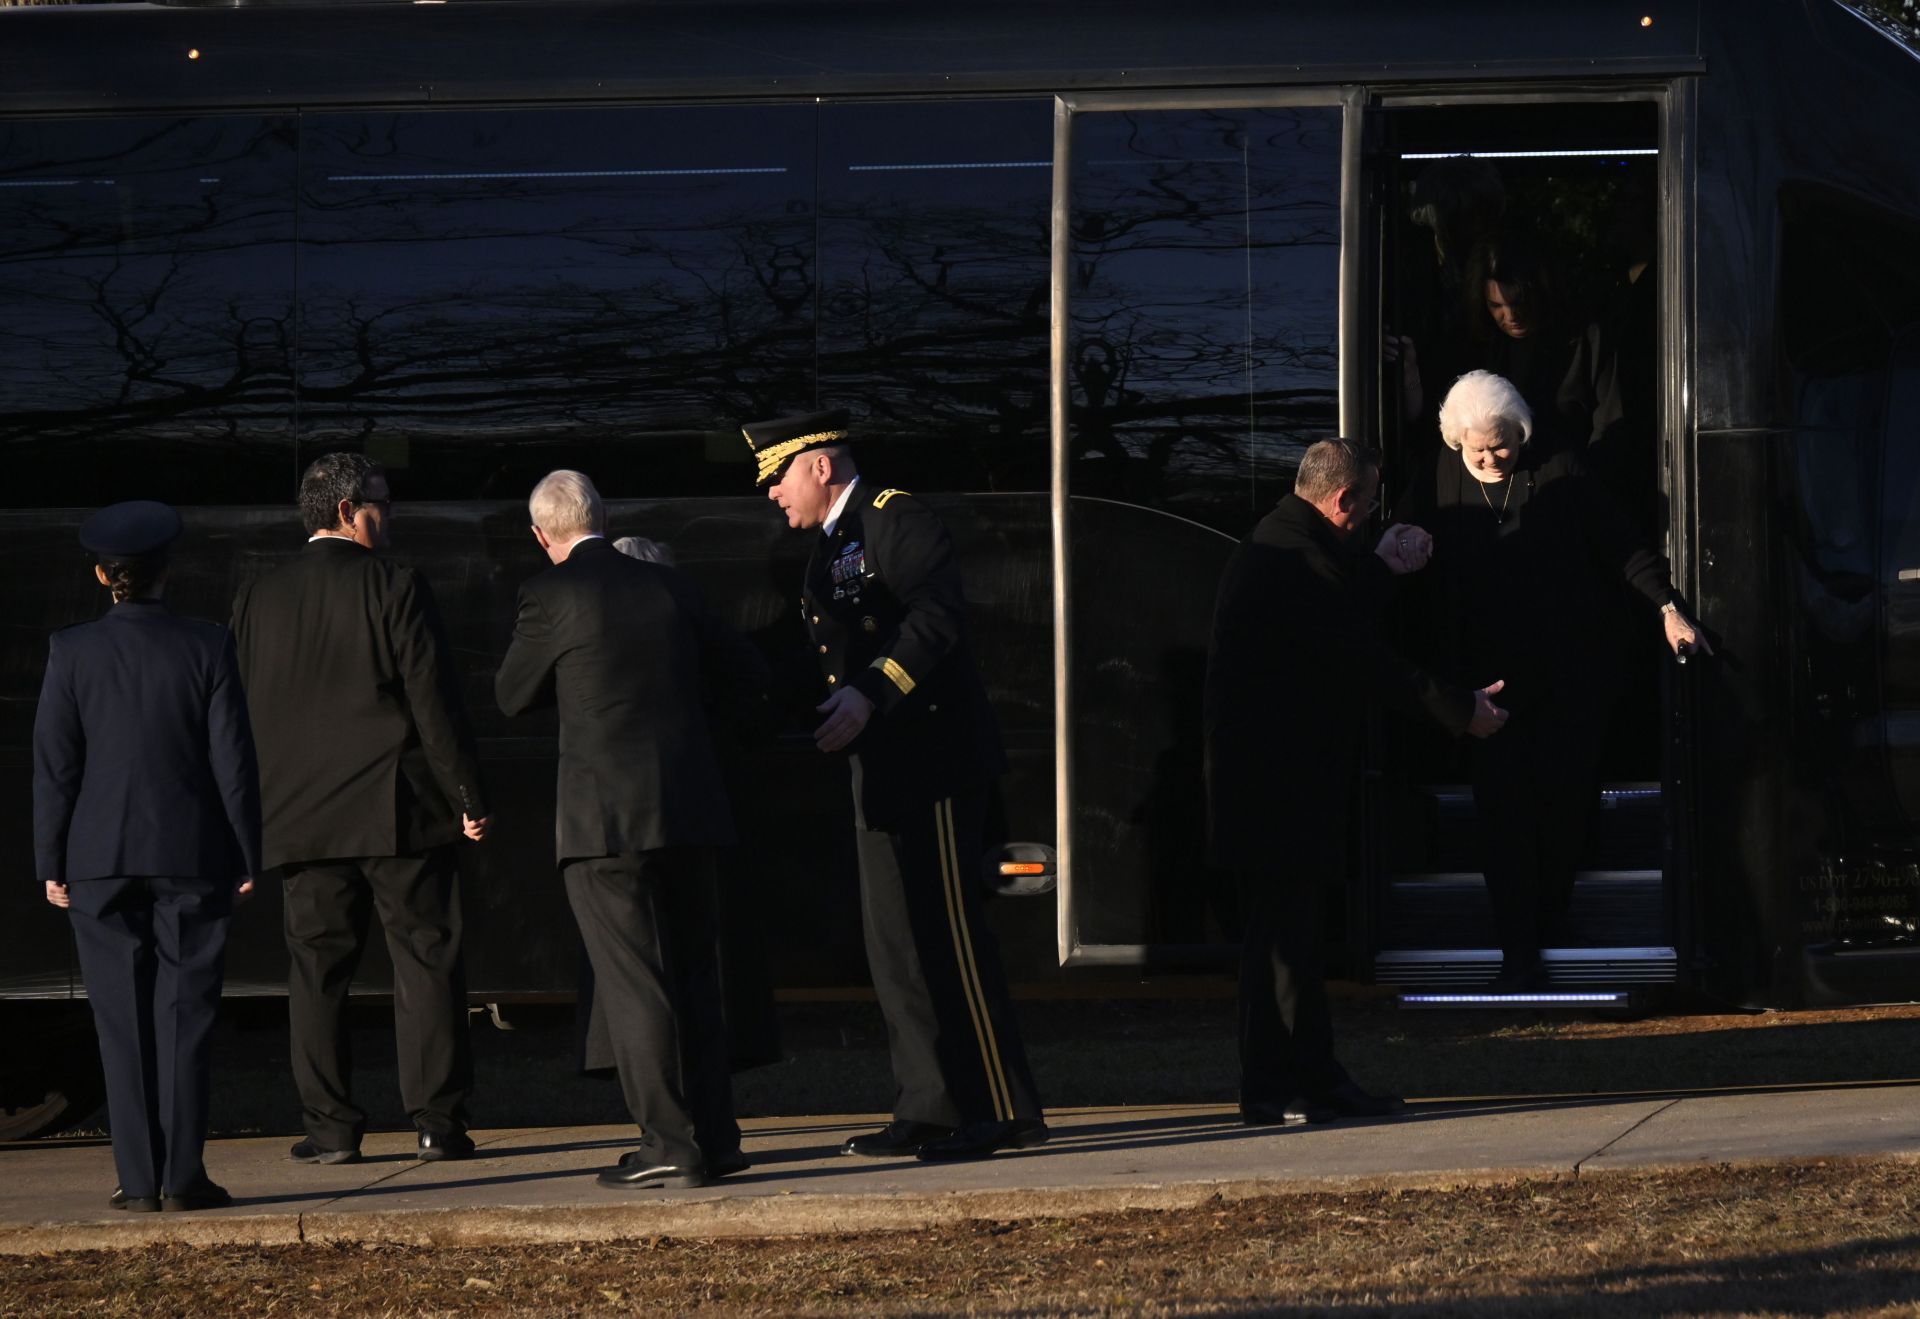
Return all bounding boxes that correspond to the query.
[596,1161,708,1190]
[1315,1080,1407,1118]
[915,1118,1050,1162]
[162,1178,232,1212]
[621,1149,751,1178]
[289,1139,361,1165]
[841,1120,954,1158]
[417,1129,476,1162]
[110,1187,160,1213]
[1239,1099,1308,1128]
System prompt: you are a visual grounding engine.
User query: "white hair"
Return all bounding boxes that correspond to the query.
[611,535,674,566]
[1437,370,1534,451]
[528,469,604,539]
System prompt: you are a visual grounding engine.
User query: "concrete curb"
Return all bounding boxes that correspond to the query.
[0,1163,1631,1255]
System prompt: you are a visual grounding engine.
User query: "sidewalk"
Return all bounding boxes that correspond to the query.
[6,1084,1920,1253]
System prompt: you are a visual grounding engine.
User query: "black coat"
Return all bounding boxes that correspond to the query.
[231,537,487,869]
[805,482,1005,830]
[495,536,769,862]
[1204,494,1472,868]
[32,601,263,885]
[1400,444,1676,716]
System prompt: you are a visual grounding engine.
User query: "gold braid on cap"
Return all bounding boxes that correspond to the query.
[749,429,848,484]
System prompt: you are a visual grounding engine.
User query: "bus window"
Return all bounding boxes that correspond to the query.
[1061,104,1343,951]
[295,105,817,501]
[818,100,1053,495]
[0,116,298,507]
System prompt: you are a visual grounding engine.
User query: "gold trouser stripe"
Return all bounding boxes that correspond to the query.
[874,656,915,696]
[936,797,1014,1121]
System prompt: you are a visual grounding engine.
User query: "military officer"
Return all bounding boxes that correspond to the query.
[746,409,1046,1161]
[34,501,263,1212]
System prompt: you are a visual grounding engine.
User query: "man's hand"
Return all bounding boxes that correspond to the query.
[1385,332,1423,418]
[1468,679,1508,738]
[235,876,257,904]
[814,685,875,753]
[462,813,491,842]
[1663,608,1712,658]
[1375,522,1434,575]
[44,880,69,910]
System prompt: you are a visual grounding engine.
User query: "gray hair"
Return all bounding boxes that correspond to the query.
[612,535,675,566]
[1294,438,1381,504]
[1437,370,1533,451]
[528,469,605,539]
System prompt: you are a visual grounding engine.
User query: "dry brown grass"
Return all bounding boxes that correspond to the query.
[10,1159,1920,1316]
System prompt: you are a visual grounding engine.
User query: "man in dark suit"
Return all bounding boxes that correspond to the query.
[35,500,262,1212]
[231,454,490,1165]
[746,409,1046,1162]
[1205,438,1507,1128]
[495,470,767,1190]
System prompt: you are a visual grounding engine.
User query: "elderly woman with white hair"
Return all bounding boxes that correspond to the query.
[1404,369,1707,990]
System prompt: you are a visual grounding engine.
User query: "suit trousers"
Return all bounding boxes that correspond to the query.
[67,876,233,1200]
[856,787,1041,1129]
[564,849,739,1169]
[1236,826,1352,1106]
[282,848,472,1149]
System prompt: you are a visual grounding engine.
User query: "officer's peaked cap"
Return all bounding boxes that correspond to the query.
[742,408,851,488]
[79,500,182,559]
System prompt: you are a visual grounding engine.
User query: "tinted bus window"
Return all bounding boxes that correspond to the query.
[297,106,816,500]
[0,116,297,507]
[1069,108,1341,531]
[818,101,1052,494]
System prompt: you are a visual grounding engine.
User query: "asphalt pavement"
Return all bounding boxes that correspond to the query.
[7,1083,1920,1253]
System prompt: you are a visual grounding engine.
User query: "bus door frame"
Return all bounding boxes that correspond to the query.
[1048,84,1369,968]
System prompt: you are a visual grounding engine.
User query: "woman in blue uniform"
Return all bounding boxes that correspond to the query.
[33,501,262,1212]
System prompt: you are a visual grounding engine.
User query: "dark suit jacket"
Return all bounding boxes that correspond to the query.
[494,536,768,863]
[33,601,263,885]
[805,483,1005,830]
[231,537,487,869]
[1203,494,1472,869]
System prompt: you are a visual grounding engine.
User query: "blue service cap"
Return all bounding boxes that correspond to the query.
[78,500,183,558]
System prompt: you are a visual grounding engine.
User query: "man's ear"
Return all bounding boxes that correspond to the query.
[335,497,356,531]
[94,565,111,587]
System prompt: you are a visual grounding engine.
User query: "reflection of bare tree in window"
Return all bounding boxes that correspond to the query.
[0,118,297,502]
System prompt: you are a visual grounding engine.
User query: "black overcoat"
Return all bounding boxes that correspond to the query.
[495,536,769,862]
[1204,494,1472,869]
[231,537,487,869]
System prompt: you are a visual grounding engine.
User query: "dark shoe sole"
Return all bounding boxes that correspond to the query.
[416,1145,474,1163]
[161,1195,232,1212]
[112,1196,161,1212]
[596,1170,708,1190]
[291,1147,361,1165]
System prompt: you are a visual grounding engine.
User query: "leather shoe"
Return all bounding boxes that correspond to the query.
[417,1129,475,1162]
[841,1120,954,1158]
[916,1118,1050,1162]
[596,1161,707,1190]
[621,1149,750,1178]
[1238,1099,1308,1128]
[110,1187,160,1212]
[162,1178,232,1212]
[289,1139,360,1165]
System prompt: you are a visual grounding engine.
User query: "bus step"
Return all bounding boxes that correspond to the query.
[1372,945,1678,988]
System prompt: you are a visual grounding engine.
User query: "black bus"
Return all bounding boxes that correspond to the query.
[5,0,1920,1131]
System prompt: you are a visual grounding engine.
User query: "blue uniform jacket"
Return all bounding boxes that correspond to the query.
[32,601,264,885]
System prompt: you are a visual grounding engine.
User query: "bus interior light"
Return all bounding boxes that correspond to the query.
[999,862,1049,876]
[1398,991,1632,1010]
[1400,149,1659,161]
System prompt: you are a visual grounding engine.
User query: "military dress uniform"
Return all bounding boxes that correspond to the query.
[32,501,263,1212]
[748,411,1044,1156]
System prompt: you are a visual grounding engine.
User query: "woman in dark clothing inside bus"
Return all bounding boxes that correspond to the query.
[1403,371,1705,989]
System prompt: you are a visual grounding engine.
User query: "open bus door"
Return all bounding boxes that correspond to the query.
[1356,93,1689,1000]
[1046,88,1361,969]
